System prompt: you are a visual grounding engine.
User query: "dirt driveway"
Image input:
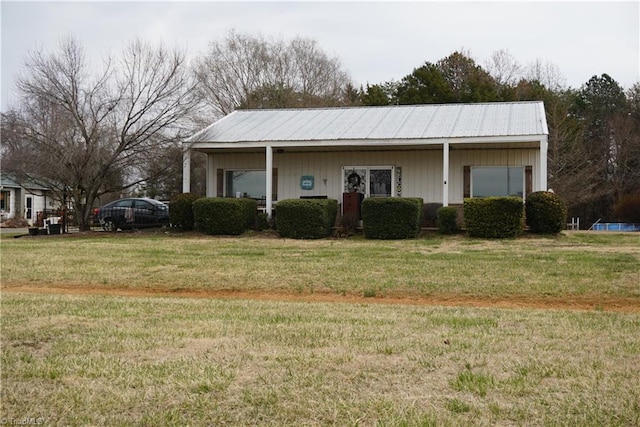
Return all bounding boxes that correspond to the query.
[5,284,639,313]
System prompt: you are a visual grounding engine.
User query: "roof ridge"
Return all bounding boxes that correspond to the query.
[234,100,544,114]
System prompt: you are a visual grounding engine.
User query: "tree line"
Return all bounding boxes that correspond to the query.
[1,31,638,230]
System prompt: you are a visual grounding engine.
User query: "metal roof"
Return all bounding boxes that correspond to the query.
[187,101,548,145]
[0,173,51,190]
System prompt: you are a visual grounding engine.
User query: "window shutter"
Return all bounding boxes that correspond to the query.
[463,166,471,199]
[216,169,224,197]
[525,166,533,196]
[272,168,278,201]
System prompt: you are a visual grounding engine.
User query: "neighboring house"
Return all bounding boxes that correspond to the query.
[0,173,54,226]
[182,101,548,217]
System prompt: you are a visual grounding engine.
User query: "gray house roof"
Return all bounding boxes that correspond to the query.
[0,173,51,191]
[187,101,548,145]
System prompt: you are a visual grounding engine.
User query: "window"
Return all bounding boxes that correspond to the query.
[472,167,524,198]
[0,190,9,211]
[225,170,266,199]
[343,166,394,197]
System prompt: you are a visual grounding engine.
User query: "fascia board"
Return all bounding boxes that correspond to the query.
[188,134,547,150]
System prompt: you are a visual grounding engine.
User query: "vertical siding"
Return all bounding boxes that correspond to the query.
[209,147,540,204]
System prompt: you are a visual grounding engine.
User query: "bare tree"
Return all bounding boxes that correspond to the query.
[525,58,567,91]
[485,49,523,87]
[6,36,198,230]
[193,30,353,118]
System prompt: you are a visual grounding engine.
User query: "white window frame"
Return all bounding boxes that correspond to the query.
[342,166,396,198]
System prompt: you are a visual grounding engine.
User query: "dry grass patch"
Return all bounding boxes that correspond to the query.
[1,293,639,425]
[2,232,639,303]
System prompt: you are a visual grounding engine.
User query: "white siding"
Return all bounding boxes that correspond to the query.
[209,147,539,205]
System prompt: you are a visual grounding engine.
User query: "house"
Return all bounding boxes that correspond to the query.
[182,101,548,218]
[0,173,54,226]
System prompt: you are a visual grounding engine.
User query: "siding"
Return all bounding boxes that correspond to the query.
[209,147,540,204]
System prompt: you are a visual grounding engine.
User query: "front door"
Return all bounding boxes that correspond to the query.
[25,196,33,221]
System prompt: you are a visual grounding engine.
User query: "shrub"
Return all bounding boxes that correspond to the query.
[275,199,338,239]
[335,211,360,237]
[464,197,524,238]
[437,206,459,234]
[361,197,423,239]
[612,193,640,223]
[256,212,271,231]
[169,193,201,231]
[238,198,259,230]
[193,198,257,235]
[424,203,443,227]
[525,191,568,234]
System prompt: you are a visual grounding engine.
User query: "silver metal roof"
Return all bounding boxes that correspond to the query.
[187,101,548,144]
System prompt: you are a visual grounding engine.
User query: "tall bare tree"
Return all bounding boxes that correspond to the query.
[525,58,566,92]
[4,36,198,230]
[193,30,353,118]
[485,49,523,88]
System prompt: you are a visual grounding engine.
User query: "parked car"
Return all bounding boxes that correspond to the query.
[94,198,169,231]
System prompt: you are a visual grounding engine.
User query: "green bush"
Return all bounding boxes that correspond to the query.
[437,206,459,234]
[464,197,524,238]
[193,198,257,235]
[238,198,259,230]
[169,193,201,231]
[362,197,423,239]
[275,199,338,239]
[256,212,271,231]
[525,191,568,234]
[424,203,443,227]
[612,193,640,223]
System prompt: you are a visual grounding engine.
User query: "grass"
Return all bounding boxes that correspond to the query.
[1,231,639,300]
[1,230,639,425]
[1,293,639,426]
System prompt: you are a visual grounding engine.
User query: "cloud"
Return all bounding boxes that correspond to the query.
[2,1,638,111]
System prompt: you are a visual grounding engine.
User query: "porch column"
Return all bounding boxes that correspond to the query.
[265,145,273,217]
[206,153,215,197]
[182,145,191,193]
[442,141,450,206]
[539,135,548,191]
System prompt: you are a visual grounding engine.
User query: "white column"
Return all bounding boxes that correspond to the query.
[206,153,215,197]
[265,145,273,217]
[442,141,450,206]
[539,135,548,191]
[182,145,191,193]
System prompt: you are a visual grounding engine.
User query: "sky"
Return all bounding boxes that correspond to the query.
[1,1,638,112]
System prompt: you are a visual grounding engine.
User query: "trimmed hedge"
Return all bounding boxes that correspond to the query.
[525,191,568,234]
[169,193,201,231]
[193,197,257,235]
[362,197,423,239]
[436,206,459,234]
[275,199,338,239]
[464,197,524,238]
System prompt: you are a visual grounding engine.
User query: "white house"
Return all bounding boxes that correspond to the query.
[0,174,53,226]
[182,101,548,217]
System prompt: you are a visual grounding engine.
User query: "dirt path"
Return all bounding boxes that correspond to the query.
[3,284,639,313]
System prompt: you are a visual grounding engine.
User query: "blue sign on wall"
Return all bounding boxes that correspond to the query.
[300,175,314,190]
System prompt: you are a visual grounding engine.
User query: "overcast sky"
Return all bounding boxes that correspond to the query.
[1,1,638,112]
